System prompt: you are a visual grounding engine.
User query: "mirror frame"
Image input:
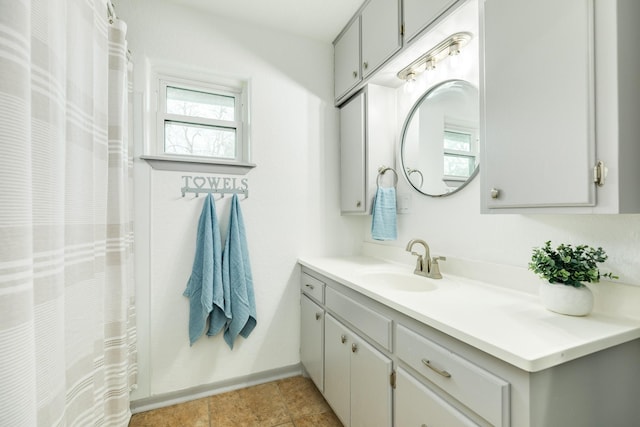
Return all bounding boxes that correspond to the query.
[399,79,480,197]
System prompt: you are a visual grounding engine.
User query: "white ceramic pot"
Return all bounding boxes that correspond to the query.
[539,282,594,316]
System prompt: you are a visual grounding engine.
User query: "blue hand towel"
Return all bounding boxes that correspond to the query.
[371,186,397,241]
[222,194,257,349]
[183,194,223,345]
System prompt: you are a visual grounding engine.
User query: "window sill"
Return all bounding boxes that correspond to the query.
[140,155,256,175]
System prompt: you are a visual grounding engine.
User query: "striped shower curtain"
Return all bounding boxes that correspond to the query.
[0,0,137,425]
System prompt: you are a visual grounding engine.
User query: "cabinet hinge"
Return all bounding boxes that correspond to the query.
[593,160,606,187]
[390,370,396,389]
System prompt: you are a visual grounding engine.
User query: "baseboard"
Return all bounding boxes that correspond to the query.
[130,363,303,414]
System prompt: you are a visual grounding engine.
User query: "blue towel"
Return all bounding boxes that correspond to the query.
[183,194,224,345]
[371,186,397,241]
[222,194,257,349]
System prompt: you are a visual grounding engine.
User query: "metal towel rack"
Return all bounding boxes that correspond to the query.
[377,166,398,189]
[181,187,249,199]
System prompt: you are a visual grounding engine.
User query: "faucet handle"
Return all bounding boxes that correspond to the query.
[428,256,446,279]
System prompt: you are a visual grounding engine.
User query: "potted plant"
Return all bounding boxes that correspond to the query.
[528,241,617,316]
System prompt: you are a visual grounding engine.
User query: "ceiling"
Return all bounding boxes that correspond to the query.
[165,0,365,43]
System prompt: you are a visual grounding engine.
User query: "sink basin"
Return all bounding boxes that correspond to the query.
[359,271,438,292]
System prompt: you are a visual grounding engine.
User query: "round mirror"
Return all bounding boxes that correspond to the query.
[400,80,479,197]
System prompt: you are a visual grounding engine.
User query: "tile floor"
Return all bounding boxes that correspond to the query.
[128,376,342,427]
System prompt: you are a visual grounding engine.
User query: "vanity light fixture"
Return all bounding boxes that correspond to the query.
[397,32,472,82]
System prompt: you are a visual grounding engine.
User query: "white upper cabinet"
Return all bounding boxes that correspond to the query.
[403,0,459,44]
[334,17,361,102]
[361,0,401,79]
[340,91,367,214]
[481,0,640,213]
[334,0,401,103]
[339,85,396,215]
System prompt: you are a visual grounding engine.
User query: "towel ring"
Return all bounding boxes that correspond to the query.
[377,166,398,189]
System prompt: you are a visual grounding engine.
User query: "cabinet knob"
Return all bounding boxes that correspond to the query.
[356,200,362,208]
[490,188,500,199]
[352,70,358,79]
[341,334,347,344]
[351,343,358,353]
[363,61,369,70]
[305,284,314,290]
[315,312,321,320]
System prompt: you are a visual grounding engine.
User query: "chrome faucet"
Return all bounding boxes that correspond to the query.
[405,238,446,279]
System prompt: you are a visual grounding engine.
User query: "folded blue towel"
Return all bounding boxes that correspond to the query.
[222,194,257,349]
[371,186,397,241]
[183,194,223,345]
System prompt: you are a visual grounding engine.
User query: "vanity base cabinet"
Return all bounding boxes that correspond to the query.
[395,367,478,427]
[396,324,509,427]
[324,313,393,427]
[300,265,640,427]
[526,339,640,427]
[300,294,324,393]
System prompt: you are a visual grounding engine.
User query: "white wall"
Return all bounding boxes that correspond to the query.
[121,0,640,403]
[119,0,362,400]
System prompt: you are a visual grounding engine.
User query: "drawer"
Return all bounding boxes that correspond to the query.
[396,324,509,427]
[325,287,392,351]
[301,273,324,303]
[395,367,479,427]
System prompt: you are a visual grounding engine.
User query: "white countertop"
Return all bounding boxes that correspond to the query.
[298,255,640,372]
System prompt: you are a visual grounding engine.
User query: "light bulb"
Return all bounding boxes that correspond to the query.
[403,72,416,93]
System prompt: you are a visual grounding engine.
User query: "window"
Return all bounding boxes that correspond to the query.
[143,68,253,173]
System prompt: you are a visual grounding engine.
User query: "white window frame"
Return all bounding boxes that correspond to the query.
[142,66,253,173]
[442,119,478,182]
[158,78,243,161]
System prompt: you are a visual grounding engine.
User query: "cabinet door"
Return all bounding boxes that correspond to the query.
[340,92,366,214]
[324,314,351,427]
[335,17,361,101]
[300,295,324,393]
[395,368,479,427]
[361,0,400,79]
[482,0,595,210]
[404,0,457,43]
[350,338,392,427]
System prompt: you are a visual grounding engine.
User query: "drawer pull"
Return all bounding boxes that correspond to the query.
[422,359,451,378]
[315,312,321,320]
[341,334,347,344]
[305,284,315,290]
[352,343,358,353]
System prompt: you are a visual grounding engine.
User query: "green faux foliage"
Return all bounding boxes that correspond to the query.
[529,241,618,288]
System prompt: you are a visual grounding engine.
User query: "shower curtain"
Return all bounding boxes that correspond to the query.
[0,0,137,425]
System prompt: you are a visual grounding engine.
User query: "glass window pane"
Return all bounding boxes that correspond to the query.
[443,130,471,152]
[444,154,474,177]
[166,86,235,121]
[164,121,236,159]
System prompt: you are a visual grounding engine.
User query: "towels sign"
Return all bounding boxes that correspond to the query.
[181,175,249,198]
